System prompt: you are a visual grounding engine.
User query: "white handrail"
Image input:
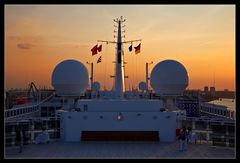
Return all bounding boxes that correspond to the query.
[5,94,54,120]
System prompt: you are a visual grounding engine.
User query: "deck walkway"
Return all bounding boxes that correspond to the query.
[5,140,235,159]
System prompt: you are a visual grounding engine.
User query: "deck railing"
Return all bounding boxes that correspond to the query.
[5,94,54,121]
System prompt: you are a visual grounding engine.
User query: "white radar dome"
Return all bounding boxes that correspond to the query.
[139,81,147,91]
[51,59,89,96]
[150,60,189,96]
[92,81,100,91]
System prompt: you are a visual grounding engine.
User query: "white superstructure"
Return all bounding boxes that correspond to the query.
[52,16,189,142]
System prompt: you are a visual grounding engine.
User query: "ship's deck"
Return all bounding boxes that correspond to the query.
[5,140,235,159]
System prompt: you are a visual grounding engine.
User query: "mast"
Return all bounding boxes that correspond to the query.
[114,16,125,99]
[97,16,141,99]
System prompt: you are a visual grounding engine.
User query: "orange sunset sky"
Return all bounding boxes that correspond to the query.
[5,5,235,91]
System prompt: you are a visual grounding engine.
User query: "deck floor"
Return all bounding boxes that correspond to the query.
[5,140,235,159]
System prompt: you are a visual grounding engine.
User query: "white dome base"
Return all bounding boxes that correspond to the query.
[151,84,188,96]
[54,84,87,96]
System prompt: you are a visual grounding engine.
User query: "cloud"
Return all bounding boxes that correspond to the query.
[198,41,214,47]
[8,36,22,41]
[73,44,89,48]
[8,35,43,43]
[48,42,89,49]
[17,43,35,49]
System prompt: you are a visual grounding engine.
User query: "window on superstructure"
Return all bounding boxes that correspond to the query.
[83,104,88,112]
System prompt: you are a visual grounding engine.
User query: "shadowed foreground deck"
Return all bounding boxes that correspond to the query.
[5,140,235,159]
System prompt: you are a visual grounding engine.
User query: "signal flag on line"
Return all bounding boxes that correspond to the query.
[91,44,102,56]
[97,56,102,63]
[134,43,141,54]
[91,44,98,56]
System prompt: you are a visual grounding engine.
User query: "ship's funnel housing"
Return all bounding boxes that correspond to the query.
[52,59,89,96]
[150,60,188,96]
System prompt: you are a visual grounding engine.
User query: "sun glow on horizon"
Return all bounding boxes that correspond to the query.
[5,5,235,91]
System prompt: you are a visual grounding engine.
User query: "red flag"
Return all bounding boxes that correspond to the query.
[97,56,102,63]
[97,44,102,52]
[91,44,98,56]
[134,43,141,54]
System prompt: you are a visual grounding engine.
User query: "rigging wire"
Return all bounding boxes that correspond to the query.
[104,42,108,90]
[135,52,138,90]
[131,43,134,91]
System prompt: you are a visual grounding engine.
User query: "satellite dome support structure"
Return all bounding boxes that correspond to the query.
[86,62,94,91]
[97,16,141,99]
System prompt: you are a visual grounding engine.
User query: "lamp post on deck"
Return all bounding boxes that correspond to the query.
[86,62,93,91]
[146,61,153,95]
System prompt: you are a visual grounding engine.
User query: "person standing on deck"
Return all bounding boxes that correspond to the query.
[15,125,26,153]
[187,127,193,143]
[179,126,187,151]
